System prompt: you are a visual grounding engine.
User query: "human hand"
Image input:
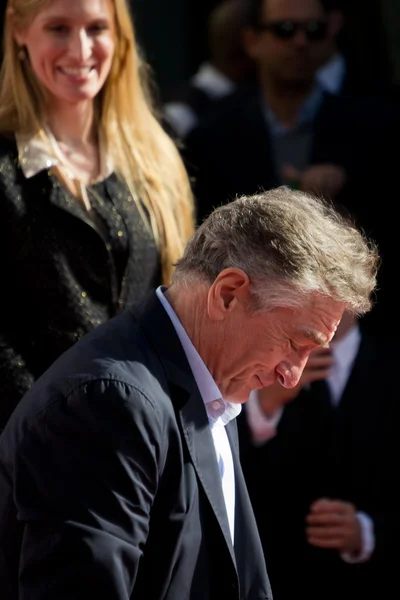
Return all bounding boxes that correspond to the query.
[256,381,298,417]
[257,347,334,417]
[298,347,334,387]
[305,498,362,555]
[282,163,346,199]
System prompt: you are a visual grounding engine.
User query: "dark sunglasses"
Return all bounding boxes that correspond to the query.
[256,20,328,41]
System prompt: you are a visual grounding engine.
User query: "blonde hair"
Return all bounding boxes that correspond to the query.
[0,0,195,284]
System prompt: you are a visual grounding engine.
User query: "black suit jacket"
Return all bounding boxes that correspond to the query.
[184,87,393,233]
[0,293,271,600]
[238,329,398,600]
[0,134,161,430]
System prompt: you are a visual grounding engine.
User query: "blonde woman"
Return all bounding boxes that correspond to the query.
[0,0,195,429]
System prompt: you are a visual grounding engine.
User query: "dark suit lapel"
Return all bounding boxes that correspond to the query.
[239,92,280,188]
[46,171,89,221]
[133,293,237,566]
[179,391,237,565]
[311,91,356,170]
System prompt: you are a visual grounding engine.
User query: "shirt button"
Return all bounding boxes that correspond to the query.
[212,400,221,410]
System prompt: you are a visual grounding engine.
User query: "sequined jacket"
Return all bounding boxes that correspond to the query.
[0,134,161,429]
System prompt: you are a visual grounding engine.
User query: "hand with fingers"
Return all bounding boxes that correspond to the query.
[305,498,362,556]
[297,346,334,386]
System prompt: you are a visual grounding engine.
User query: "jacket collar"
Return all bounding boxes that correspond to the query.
[131,292,238,565]
[15,127,113,181]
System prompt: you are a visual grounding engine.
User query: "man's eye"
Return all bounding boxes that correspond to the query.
[290,341,299,352]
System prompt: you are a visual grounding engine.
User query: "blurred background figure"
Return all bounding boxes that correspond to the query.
[315,1,392,98]
[238,309,398,600]
[162,0,255,140]
[0,0,194,431]
[184,0,395,221]
[183,0,397,335]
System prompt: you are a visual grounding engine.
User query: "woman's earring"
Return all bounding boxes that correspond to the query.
[18,46,27,61]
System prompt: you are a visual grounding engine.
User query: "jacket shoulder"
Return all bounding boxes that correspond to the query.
[186,87,258,140]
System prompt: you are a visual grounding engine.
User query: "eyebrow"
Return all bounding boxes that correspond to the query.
[299,328,330,348]
[43,14,109,22]
[41,14,110,23]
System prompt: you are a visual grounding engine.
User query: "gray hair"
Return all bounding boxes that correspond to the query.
[172,187,379,314]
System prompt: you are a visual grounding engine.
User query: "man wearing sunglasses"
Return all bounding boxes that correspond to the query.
[185,0,358,216]
[257,18,328,41]
[242,0,347,194]
[184,0,395,334]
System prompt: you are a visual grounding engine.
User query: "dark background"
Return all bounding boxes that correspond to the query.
[128,0,400,98]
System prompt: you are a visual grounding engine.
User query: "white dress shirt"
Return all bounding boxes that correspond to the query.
[155,287,240,544]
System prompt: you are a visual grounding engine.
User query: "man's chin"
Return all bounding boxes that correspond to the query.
[225,387,254,404]
[223,377,270,404]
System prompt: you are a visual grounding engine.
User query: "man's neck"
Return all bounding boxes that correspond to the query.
[259,74,315,127]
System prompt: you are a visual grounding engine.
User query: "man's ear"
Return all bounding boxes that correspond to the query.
[207,268,251,321]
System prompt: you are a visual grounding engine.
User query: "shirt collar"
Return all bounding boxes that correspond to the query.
[330,322,361,374]
[155,286,241,426]
[191,61,236,99]
[317,52,346,95]
[262,83,324,136]
[15,127,113,181]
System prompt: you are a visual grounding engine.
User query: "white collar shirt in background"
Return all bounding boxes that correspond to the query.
[191,62,236,99]
[327,323,361,405]
[263,83,324,136]
[317,52,347,95]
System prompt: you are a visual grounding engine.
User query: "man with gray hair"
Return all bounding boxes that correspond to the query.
[0,187,378,600]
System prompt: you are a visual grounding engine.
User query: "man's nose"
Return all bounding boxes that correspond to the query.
[69,30,92,62]
[292,29,308,46]
[276,355,309,388]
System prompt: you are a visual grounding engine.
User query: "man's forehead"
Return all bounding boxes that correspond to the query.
[264,0,326,19]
